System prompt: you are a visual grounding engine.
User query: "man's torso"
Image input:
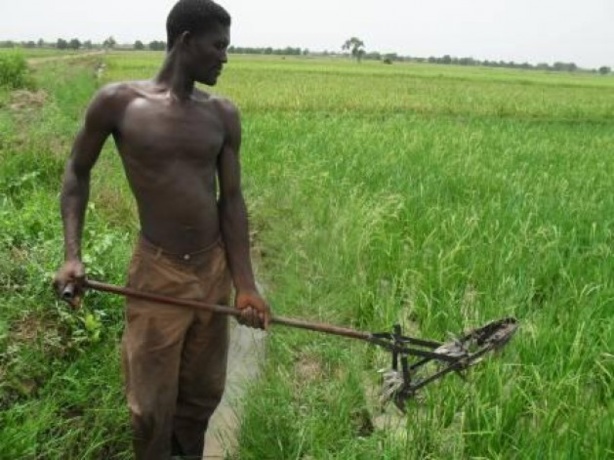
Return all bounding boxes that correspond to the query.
[107,81,228,254]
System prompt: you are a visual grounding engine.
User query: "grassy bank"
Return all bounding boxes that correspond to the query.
[1,54,613,458]
[0,56,133,458]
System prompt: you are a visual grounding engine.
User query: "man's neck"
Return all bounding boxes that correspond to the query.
[154,49,195,101]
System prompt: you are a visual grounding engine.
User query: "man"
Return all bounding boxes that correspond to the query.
[53,1,270,458]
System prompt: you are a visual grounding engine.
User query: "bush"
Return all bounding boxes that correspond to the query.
[0,52,31,89]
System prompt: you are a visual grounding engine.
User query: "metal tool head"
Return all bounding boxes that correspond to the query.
[376,317,519,411]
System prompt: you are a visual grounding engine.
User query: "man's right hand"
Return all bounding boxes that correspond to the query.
[53,259,86,308]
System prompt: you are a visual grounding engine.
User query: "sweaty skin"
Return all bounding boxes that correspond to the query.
[54,24,270,329]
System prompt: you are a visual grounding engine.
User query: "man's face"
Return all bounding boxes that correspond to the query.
[187,23,230,86]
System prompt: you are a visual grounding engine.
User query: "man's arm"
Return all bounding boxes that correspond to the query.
[217,99,270,329]
[54,85,120,305]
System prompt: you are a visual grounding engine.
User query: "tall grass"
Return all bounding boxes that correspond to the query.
[0,52,32,89]
[1,53,612,458]
[0,57,132,458]
[231,108,614,458]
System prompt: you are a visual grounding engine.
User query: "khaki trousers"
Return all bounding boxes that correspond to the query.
[121,236,231,460]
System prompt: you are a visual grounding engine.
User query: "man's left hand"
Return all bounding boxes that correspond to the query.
[235,290,271,330]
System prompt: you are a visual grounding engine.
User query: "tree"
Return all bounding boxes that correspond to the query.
[56,38,68,50]
[83,40,93,49]
[598,66,611,75]
[68,38,81,50]
[342,37,365,63]
[458,57,476,66]
[134,40,145,50]
[553,61,577,72]
[148,40,166,51]
[384,53,399,62]
[103,36,116,49]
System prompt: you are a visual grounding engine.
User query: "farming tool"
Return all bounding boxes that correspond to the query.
[62,279,518,411]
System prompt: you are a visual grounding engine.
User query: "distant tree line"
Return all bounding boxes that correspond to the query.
[348,51,610,74]
[336,37,611,74]
[228,46,308,56]
[421,54,586,73]
[0,39,610,75]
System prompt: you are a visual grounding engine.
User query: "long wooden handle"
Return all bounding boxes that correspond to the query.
[79,279,372,342]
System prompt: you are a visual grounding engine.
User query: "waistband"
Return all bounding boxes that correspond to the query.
[137,234,224,263]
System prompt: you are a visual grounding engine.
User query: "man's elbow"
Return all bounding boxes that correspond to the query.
[65,155,93,180]
[62,162,91,194]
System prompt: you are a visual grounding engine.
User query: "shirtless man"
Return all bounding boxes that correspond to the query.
[53,1,270,458]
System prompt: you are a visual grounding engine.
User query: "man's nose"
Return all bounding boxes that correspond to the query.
[220,49,228,63]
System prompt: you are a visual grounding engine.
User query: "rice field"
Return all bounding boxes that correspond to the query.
[0,51,613,458]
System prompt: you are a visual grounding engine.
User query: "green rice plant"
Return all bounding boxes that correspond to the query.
[1,52,613,459]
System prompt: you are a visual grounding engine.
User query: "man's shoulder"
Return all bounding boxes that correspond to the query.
[86,80,155,125]
[211,95,238,113]
[94,80,152,105]
[211,96,240,129]
[192,89,238,117]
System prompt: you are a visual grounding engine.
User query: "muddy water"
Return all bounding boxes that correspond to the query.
[203,321,267,459]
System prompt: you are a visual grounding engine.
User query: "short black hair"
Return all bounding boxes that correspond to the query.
[166,0,231,50]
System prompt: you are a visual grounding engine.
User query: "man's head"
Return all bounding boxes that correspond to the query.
[166,0,231,85]
[167,0,231,51]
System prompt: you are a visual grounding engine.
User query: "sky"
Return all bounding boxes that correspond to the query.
[1,0,612,68]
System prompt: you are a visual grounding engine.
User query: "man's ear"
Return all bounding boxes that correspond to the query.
[177,31,191,48]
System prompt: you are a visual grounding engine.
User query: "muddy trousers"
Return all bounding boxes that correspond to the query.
[121,237,231,460]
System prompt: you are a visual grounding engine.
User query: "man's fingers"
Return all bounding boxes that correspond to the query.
[238,306,267,330]
[239,307,254,328]
[258,311,269,331]
[249,308,260,329]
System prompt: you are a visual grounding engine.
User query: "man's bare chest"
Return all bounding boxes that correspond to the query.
[117,98,225,165]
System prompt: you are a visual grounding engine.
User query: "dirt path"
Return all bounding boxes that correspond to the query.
[26,50,105,67]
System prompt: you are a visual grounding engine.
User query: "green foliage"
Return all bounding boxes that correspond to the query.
[68,38,81,50]
[342,37,366,62]
[0,57,133,458]
[1,53,614,459]
[228,45,305,56]
[148,40,166,51]
[0,52,31,89]
[102,36,116,49]
[221,57,611,458]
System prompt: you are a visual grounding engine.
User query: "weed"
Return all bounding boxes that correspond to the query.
[0,52,33,89]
